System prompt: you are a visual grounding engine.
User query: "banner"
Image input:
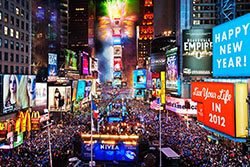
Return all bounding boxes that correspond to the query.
[65,49,78,71]
[48,53,57,82]
[183,29,212,76]
[213,13,250,77]
[150,53,166,73]
[114,58,122,71]
[160,72,166,104]
[82,52,89,75]
[133,69,147,89]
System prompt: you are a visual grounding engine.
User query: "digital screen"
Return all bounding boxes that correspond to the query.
[48,86,71,112]
[213,13,250,77]
[36,7,45,20]
[113,79,122,87]
[114,58,122,71]
[76,80,86,101]
[82,142,138,162]
[82,52,89,75]
[72,80,78,101]
[191,82,235,137]
[65,49,78,71]
[183,29,212,76]
[113,71,122,79]
[2,75,36,115]
[34,83,47,112]
[48,53,57,82]
[113,37,121,45]
[84,80,93,98]
[113,45,122,57]
[133,69,147,89]
[150,53,166,73]
[134,89,145,98]
[107,117,124,123]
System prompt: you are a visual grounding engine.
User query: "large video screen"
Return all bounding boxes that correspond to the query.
[48,86,71,111]
[76,80,86,101]
[82,142,138,162]
[134,89,145,98]
[2,75,36,115]
[133,69,147,89]
[65,49,78,71]
[34,83,47,112]
[82,52,89,75]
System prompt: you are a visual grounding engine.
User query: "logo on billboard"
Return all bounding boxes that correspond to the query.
[213,13,250,77]
[100,144,119,150]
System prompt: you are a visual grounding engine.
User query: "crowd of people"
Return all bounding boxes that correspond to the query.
[0,88,249,167]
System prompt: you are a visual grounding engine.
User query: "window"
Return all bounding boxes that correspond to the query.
[21,55,24,63]
[4,0,8,10]
[21,21,24,29]
[4,26,8,35]
[16,7,20,15]
[0,65,1,73]
[16,18,19,27]
[4,13,8,23]
[21,32,24,41]
[10,66,14,73]
[25,45,28,52]
[16,54,19,63]
[10,28,14,37]
[21,9,24,17]
[25,56,28,63]
[4,52,8,61]
[16,66,19,73]
[0,11,2,21]
[4,65,8,73]
[10,16,14,25]
[16,0,20,4]
[26,23,29,31]
[21,43,24,51]
[20,66,24,73]
[4,39,8,48]
[26,34,29,42]
[10,40,14,49]
[26,67,28,74]
[21,0,24,6]
[26,0,29,9]
[16,42,19,50]
[0,38,2,47]
[0,51,2,60]
[10,3,14,12]
[10,53,14,61]
[26,12,29,20]
[16,30,19,39]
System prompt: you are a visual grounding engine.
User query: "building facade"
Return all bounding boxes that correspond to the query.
[0,0,32,74]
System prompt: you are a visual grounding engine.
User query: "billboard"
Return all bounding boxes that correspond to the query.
[114,57,122,71]
[134,89,145,98]
[191,82,248,138]
[34,83,47,112]
[113,37,121,45]
[2,75,36,115]
[48,53,57,80]
[183,29,212,76]
[213,13,250,77]
[82,142,138,162]
[113,45,122,57]
[133,69,147,89]
[150,53,166,73]
[113,79,122,87]
[76,80,86,101]
[113,71,122,79]
[82,52,89,75]
[146,70,153,89]
[165,97,197,115]
[166,47,181,95]
[65,49,78,71]
[48,86,71,111]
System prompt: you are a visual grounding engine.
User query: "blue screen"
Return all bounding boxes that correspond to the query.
[213,13,250,77]
[76,80,86,101]
[133,69,147,89]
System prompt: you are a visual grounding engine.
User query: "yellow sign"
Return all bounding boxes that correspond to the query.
[160,72,166,104]
[235,83,248,138]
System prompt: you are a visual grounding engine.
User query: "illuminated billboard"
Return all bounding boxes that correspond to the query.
[65,49,78,71]
[191,82,248,138]
[113,45,122,57]
[213,13,250,77]
[133,69,147,89]
[114,58,122,71]
[2,75,36,115]
[48,86,71,112]
[76,80,86,101]
[166,47,181,95]
[113,37,121,45]
[134,89,145,99]
[183,29,212,76]
[113,79,122,87]
[48,53,57,81]
[113,71,122,79]
[150,53,166,73]
[34,83,47,112]
[82,52,89,75]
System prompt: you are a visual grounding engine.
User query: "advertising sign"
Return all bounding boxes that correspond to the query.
[82,142,138,162]
[183,29,212,76]
[65,49,78,71]
[113,71,122,79]
[133,69,147,89]
[48,86,71,111]
[113,79,122,87]
[114,58,122,71]
[113,45,122,57]
[165,97,197,115]
[150,53,166,73]
[2,75,36,115]
[191,82,235,137]
[48,53,57,81]
[134,89,145,99]
[113,37,121,45]
[76,80,86,101]
[34,83,47,112]
[213,13,250,77]
[166,47,180,95]
[146,70,153,89]
[160,72,166,104]
[82,52,89,75]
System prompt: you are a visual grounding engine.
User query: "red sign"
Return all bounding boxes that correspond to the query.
[114,58,122,71]
[191,82,235,137]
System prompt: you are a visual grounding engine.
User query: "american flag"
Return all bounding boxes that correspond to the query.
[150,98,161,110]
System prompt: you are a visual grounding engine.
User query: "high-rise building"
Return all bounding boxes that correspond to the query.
[137,0,154,68]
[32,0,68,77]
[68,0,89,53]
[0,0,32,74]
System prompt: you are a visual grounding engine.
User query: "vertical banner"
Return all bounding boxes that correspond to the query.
[235,83,248,138]
[160,72,166,104]
[183,29,212,76]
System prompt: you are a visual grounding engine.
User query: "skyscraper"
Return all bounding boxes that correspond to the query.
[0,0,32,74]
